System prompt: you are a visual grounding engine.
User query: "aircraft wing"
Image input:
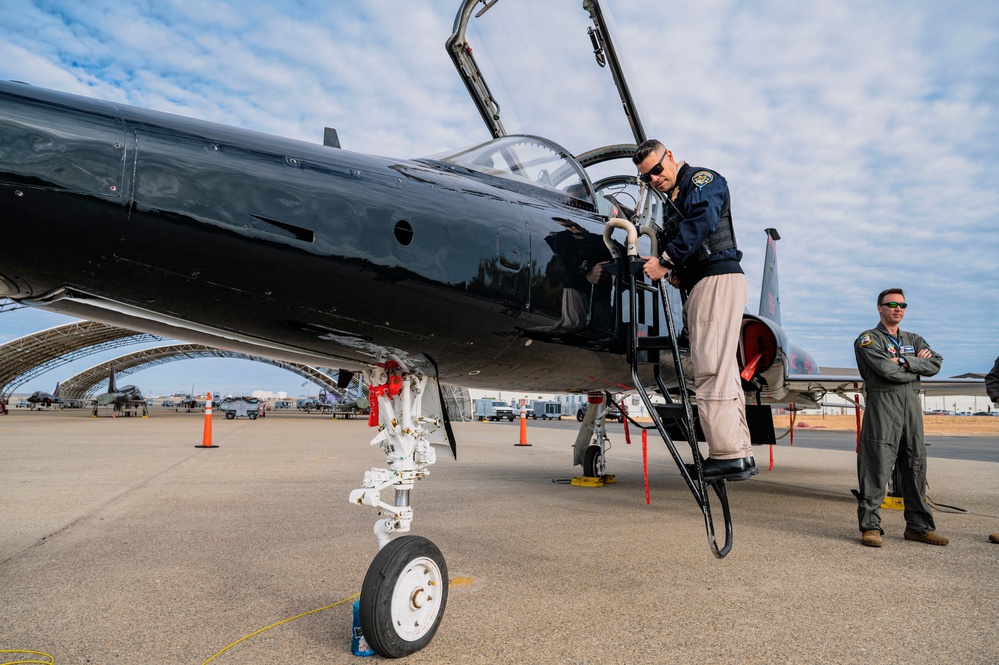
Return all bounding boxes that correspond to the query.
[784,373,988,404]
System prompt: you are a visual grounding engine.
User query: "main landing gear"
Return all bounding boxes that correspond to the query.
[348,361,448,657]
[573,392,616,482]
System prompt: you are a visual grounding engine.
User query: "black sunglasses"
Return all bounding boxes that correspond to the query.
[880,301,907,309]
[638,150,667,183]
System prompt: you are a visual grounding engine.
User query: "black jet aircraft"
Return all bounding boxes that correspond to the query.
[27,382,64,408]
[92,366,148,417]
[0,0,984,657]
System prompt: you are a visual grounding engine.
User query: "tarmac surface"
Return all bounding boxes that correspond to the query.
[1,409,997,664]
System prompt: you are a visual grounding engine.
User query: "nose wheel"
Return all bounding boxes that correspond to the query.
[359,535,449,658]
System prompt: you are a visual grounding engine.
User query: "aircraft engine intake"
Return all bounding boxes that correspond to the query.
[739,317,778,378]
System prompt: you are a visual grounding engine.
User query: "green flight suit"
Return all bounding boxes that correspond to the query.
[854,322,942,534]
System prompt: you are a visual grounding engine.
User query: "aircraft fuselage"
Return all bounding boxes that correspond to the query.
[0,80,820,399]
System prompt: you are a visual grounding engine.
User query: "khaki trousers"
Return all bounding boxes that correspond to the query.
[685,272,752,459]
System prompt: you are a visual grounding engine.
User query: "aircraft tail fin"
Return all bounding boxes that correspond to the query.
[758,228,782,326]
[53,382,60,398]
[107,366,117,393]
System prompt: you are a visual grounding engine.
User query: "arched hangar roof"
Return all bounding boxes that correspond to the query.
[0,320,163,399]
[59,344,352,400]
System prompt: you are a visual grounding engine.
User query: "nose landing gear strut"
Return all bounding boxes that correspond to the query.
[348,362,449,657]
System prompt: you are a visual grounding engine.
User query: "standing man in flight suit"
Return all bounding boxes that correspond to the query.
[636,139,756,482]
[854,288,947,547]
[985,355,999,544]
[985,354,999,409]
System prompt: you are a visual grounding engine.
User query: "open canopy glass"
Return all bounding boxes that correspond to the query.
[446,0,647,163]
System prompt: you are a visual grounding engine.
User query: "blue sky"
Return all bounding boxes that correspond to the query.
[1,0,997,397]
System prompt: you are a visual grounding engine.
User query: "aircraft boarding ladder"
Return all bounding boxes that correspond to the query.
[604,219,734,559]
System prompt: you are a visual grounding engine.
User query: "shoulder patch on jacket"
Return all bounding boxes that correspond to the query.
[859,334,873,347]
[691,171,714,188]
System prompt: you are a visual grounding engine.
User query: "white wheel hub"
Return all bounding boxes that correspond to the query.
[390,555,444,641]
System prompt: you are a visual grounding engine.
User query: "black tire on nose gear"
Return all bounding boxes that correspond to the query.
[359,535,449,658]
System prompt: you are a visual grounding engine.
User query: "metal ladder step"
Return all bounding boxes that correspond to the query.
[635,335,676,350]
[653,403,688,419]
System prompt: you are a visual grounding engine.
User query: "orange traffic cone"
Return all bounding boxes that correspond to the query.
[196,391,218,449]
[514,399,531,447]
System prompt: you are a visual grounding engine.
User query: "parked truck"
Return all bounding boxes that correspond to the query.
[473,398,516,421]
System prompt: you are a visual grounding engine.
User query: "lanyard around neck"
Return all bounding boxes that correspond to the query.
[886,332,903,356]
